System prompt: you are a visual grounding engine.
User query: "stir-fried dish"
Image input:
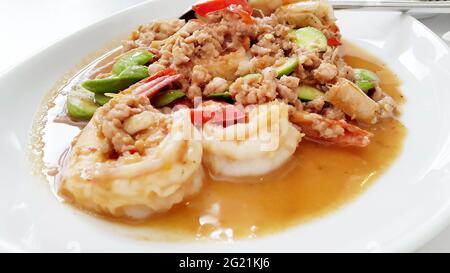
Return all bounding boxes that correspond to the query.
[36,0,405,236]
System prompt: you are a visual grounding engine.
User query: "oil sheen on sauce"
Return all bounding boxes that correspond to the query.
[34,42,406,241]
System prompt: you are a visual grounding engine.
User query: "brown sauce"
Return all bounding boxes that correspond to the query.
[33,42,406,241]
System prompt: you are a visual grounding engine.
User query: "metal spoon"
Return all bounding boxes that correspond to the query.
[331,0,450,13]
[179,0,450,20]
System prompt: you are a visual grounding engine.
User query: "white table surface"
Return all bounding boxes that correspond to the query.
[1,0,449,252]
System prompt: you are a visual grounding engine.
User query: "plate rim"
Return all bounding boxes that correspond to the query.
[1,1,450,252]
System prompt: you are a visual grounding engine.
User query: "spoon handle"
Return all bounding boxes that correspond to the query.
[330,0,450,13]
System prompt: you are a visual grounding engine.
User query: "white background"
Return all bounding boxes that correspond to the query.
[0,0,449,252]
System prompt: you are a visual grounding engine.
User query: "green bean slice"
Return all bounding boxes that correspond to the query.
[112,48,154,75]
[152,89,186,108]
[354,68,379,92]
[82,65,149,94]
[294,27,327,52]
[297,85,325,101]
[67,86,99,120]
[207,92,234,103]
[275,57,299,78]
[94,93,112,106]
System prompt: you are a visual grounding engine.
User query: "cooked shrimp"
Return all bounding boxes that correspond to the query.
[273,0,335,28]
[201,101,302,178]
[59,94,203,219]
[326,78,379,124]
[290,109,372,147]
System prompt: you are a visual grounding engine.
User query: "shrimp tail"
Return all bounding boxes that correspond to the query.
[290,110,372,147]
[132,74,183,97]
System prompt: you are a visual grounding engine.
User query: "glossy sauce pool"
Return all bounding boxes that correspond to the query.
[33,42,406,241]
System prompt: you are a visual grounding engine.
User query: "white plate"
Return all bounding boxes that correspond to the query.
[1,0,450,252]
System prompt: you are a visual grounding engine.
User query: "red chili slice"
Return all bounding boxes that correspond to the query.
[192,0,253,24]
[327,37,342,46]
[140,68,176,84]
[226,4,254,24]
[192,0,227,16]
[190,109,215,126]
[133,74,182,97]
